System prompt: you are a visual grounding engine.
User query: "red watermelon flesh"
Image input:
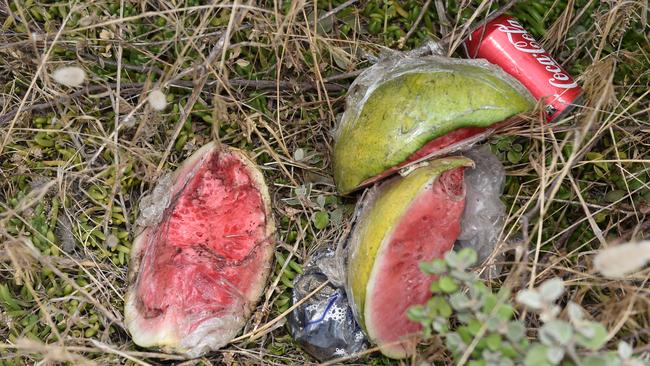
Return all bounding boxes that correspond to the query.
[358,127,486,188]
[126,145,274,357]
[365,168,466,357]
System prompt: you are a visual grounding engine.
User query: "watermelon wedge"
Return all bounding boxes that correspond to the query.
[347,157,473,358]
[125,142,275,357]
[333,57,533,194]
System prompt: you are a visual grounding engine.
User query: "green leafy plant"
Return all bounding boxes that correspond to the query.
[408,248,648,366]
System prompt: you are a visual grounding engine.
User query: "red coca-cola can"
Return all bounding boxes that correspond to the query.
[464,15,582,122]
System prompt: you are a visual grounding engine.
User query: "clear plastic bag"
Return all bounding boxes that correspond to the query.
[289,148,506,360]
[136,172,173,227]
[125,143,275,358]
[338,55,533,135]
[457,145,507,276]
[332,52,533,194]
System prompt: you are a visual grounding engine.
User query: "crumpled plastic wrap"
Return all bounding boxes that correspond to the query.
[335,56,496,172]
[125,143,275,358]
[135,173,173,228]
[135,148,218,230]
[288,248,366,361]
[289,149,506,360]
[332,51,534,194]
[457,145,507,274]
[339,54,532,133]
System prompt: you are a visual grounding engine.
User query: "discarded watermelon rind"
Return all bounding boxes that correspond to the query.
[333,58,533,194]
[347,157,473,359]
[124,142,275,357]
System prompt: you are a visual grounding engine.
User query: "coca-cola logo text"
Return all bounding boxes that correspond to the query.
[495,19,578,89]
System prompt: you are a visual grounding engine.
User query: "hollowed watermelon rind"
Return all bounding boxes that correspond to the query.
[346,157,473,359]
[125,142,275,357]
[333,56,534,195]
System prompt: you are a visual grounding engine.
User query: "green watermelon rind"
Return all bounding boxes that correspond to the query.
[333,58,534,195]
[346,157,474,358]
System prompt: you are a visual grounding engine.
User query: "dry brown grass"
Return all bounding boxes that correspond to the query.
[0,0,649,364]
